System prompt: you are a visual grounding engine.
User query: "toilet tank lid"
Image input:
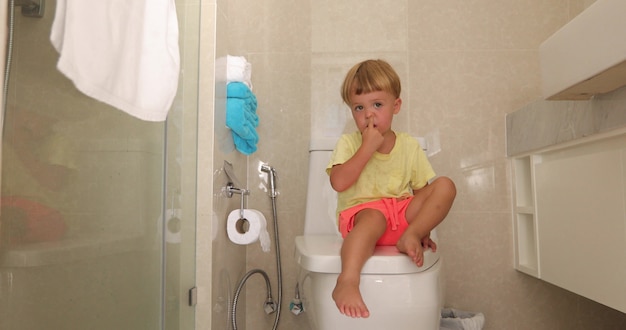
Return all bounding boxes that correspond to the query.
[309,138,338,151]
[294,235,440,274]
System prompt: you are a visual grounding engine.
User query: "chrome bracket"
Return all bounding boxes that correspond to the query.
[225,182,249,219]
[188,287,197,307]
[225,182,249,199]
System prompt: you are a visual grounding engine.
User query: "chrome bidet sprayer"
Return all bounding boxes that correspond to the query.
[261,164,278,198]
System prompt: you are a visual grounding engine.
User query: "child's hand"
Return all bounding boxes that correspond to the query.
[361,117,384,154]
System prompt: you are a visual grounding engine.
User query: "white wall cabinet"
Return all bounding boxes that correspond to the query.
[512,133,626,313]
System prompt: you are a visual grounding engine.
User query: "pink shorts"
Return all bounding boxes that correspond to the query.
[339,197,412,246]
[1,196,66,245]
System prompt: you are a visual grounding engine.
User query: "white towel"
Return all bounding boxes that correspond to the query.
[215,55,253,88]
[50,0,180,122]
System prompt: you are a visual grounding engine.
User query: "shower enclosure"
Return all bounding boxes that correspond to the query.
[0,1,198,329]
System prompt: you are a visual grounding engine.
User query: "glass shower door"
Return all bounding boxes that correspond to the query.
[0,1,197,329]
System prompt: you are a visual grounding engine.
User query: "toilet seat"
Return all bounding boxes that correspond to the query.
[295,235,440,275]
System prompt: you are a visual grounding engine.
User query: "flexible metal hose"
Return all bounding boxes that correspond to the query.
[268,192,282,330]
[262,164,282,329]
[231,269,273,329]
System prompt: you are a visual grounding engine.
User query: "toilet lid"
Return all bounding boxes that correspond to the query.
[295,235,440,274]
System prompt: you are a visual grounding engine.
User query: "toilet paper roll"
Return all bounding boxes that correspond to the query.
[165,208,182,244]
[227,209,271,252]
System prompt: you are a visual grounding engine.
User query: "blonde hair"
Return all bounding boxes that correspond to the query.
[340,59,401,105]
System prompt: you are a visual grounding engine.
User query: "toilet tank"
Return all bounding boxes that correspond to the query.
[304,138,341,236]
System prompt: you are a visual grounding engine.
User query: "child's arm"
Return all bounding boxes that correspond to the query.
[330,118,383,192]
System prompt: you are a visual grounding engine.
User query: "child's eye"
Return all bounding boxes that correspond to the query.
[374,102,383,109]
[353,105,364,112]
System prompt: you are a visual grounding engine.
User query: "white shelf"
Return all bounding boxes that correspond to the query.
[512,156,539,277]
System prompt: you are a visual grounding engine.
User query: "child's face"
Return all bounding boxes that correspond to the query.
[348,90,401,135]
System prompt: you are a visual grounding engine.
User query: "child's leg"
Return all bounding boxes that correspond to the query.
[333,208,386,318]
[397,176,456,266]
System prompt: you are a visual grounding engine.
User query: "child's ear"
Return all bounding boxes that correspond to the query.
[393,98,402,114]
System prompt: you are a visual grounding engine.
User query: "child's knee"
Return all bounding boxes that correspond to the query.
[433,176,456,199]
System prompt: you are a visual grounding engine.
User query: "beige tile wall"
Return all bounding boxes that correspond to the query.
[199,0,626,329]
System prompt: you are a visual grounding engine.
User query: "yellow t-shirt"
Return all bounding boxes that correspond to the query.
[326,131,436,217]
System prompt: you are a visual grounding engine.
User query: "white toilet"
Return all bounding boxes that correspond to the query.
[295,138,444,330]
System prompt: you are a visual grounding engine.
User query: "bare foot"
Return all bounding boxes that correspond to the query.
[396,232,425,267]
[332,276,370,318]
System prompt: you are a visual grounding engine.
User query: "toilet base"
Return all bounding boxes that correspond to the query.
[300,258,443,330]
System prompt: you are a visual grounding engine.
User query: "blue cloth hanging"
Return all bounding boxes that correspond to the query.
[226,82,259,155]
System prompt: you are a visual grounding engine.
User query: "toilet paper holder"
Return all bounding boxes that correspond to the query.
[226,182,249,220]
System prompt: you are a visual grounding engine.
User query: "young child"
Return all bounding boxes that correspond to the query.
[327,59,456,319]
